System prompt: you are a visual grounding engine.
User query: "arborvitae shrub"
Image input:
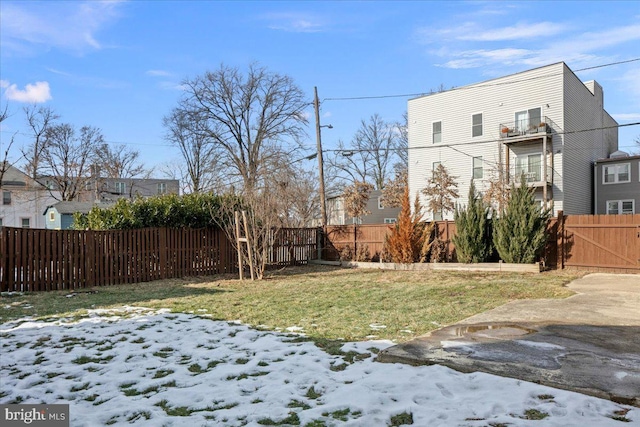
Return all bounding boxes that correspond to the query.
[492,174,550,263]
[452,180,493,263]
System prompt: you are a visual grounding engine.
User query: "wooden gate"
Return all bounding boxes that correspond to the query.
[562,214,640,272]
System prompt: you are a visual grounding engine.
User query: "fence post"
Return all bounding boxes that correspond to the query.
[316,227,323,260]
[556,210,564,269]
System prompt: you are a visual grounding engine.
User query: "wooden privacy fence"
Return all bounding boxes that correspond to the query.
[0,227,320,292]
[323,222,457,261]
[558,213,640,272]
[0,227,238,292]
[323,214,640,272]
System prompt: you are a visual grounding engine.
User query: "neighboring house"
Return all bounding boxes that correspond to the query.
[593,150,640,215]
[408,62,618,220]
[75,177,180,202]
[44,201,114,230]
[326,189,401,225]
[0,164,57,229]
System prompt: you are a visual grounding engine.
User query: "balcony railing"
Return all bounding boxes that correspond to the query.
[500,116,551,139]
[509,165,553,186]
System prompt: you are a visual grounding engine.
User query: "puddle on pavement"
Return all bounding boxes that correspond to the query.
[453,324,537,337]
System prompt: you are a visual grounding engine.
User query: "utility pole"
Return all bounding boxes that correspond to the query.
[314,86,327,229]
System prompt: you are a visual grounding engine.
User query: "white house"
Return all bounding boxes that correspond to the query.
[408,62,618,220]
[326,189,401,225]
[0,164,57,229]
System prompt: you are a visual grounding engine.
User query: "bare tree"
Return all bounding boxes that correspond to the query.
[22,105,59,180]
[634,135,640,155]
[326,114,401,190]
[170,63,308,194]
[0,104,15,187]
[92,143,147,179]
[41,124,104,201]
[422,163,459,220]
[483,161,511,213]
[163,108,221,193]
[271,164,319,227]
[394,111,409,175]
[381,168,407,209]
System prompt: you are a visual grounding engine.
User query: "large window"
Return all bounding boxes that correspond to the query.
[157,182,167,194]
[21,218,30,228]
[607,200,635,215]
[514,107,541,132]
[515,154,542,182]
[472,113,483,137]
[473,156,483,179]
[432,121,442,144]
[2,191,11,205]
[603,163,630,184]
[377,196,384,210]
[115,182,126,194]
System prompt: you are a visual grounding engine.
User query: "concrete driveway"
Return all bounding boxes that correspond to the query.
[378,273,640,406]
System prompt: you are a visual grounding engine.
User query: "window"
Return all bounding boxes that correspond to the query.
[603,163,630,184]
[157,182,167,194]
[432,121,442,144]
[473,156,483,179]
[384,218,397,224]
[21,218,30,228]
[515,154,542,182]
[514,107,541,132]
[2,191,11,205]
[472,113,483,137]
[607,200,635,215]
[377,196,384,209]
[432,161,441,171]
[352,217,362,225]
[115,182,126,194]
[49,212,55,221]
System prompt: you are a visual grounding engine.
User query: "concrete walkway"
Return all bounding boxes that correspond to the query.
[378,273,640,406]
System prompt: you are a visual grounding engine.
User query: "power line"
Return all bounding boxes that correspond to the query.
[323,58,640,102]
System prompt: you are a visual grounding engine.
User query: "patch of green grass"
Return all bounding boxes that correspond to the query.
[322,408,357,422]
[305,386,322,400]
[127,411,151,422]
[70,382,91,392]
[72,355,114,364]
[390,411,414,426]
[257,361,269,367]
[258,411,301,425]
[235,358,249,364]
[153,369,174,379]
[131,337,145,344]
[0,266,581,342]
[84,394,99,402]
[155,399,193,416]
[537,394,554,401]
[288,400,311,410]
[188,363,204,374]
[33,355,47,365]
[522,409,549,420]
[46,372,62,379]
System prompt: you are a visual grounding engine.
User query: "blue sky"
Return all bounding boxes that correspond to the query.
[1,1,639,176]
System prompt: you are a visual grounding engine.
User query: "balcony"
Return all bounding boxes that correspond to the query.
[499,116,552,141]
[510,165,553,188]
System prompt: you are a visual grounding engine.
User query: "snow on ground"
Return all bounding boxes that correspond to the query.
[0,307,636,426]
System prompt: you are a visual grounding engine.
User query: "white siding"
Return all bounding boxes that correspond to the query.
[408,63,565,219]
[562,71,617,214]
[408,62,617,218]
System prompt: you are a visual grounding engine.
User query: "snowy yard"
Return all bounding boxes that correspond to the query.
[0,307,635,426]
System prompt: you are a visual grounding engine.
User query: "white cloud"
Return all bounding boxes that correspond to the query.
[0,1,124,54]
[146,70,173,77]
[0,80,9,89]
[3,81,52,103]
[458,22,566,41]
[262,12,327,33]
